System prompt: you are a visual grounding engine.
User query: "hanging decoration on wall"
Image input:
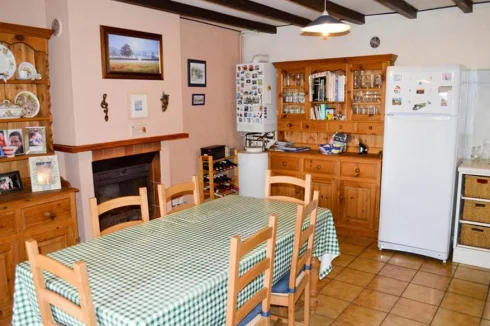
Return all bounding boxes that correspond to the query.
[161,91,169,112]
[101,93,109,122]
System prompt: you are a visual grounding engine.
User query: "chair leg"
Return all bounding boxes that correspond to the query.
[288,296,295,326]
[304,285,310,326]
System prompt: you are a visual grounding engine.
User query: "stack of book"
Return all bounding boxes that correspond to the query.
[273,141,310,152]
[309,71,346,102]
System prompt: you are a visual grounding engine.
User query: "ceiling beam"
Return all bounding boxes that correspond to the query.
[375,0,418,19]
[288,0,365,25]
[114,0,277,33]
[452,0,473,13]
[202,0,311,26]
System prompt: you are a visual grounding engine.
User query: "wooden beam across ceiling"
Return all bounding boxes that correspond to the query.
[288,0,365,25]
[202,0,311,26]
[376,0,418,19]
[114,0,277,33]
[452,0,473,13]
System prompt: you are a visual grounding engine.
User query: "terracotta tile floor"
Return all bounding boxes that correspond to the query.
[283,236,490,325]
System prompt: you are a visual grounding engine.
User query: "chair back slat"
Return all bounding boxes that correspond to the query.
[264,170,312,204]
[158,176,200,216]
[226,214,277,326]
[26,240,96,326]
[90,187,149,238]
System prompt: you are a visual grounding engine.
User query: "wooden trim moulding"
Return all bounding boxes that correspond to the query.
[54,133,189,153]
[0,22,53,39]
[273,54,398,68]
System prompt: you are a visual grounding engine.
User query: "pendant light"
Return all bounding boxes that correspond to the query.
[301,0,351,37]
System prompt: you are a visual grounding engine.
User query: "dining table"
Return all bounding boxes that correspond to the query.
[11,195,340,326]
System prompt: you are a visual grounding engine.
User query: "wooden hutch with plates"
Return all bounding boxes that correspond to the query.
[271,54,397,238]
[0,23,79,324]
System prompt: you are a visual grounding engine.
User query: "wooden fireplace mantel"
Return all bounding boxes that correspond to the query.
[53,133,189,153]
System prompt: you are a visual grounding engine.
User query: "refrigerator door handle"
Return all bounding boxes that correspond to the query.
[386,114,452,121]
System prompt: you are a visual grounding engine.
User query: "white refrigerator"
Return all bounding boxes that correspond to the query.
[378,65,465,261]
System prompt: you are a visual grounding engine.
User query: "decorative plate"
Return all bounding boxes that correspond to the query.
[18,62,37,80]
[14,91,40,117]
[0,44,16,81]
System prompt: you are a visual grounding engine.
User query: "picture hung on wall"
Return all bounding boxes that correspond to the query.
[25,126,47,154]
[100,25,163,80]
[29,155,61,192]
[0,171,23,195]
[129,93,148,119]
[188,59,206,87]
[192,94,205,106]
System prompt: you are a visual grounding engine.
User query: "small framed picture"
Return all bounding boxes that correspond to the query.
[25,127,47,154]
[0,171,23,195]
[187,59,206,87]
[129,93,148,119]
[29,155,61,192]
[192,94,205,106]
[7,129,24,155]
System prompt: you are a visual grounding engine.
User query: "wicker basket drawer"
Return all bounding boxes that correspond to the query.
[460,224,490,249]
[464,175,490,199]
[463,200,490,223]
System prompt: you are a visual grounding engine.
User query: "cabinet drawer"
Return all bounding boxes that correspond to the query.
[270,156,301,171]
[277,120,301,132]
[464,175,490,200]
[0,211,15,238]
[302,121,327,132]
[304,159,336,175]
[21,198,72,231]
[356,122,384,135]
[328,121,354,132]
[340,162,378,180]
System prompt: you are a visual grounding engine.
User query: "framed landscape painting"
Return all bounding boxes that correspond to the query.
[100,25,163,80]
[188,59,206,87]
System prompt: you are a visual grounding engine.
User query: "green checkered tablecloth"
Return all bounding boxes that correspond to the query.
[12,196,339,326]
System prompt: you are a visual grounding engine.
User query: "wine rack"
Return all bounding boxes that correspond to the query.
[198,149,239,202]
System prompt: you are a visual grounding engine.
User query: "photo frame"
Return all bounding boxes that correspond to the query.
[0,171,23,195]
[192,94,205,106]
[129,93,148,119]
[25,126,47,154]
[29,155,61,192]
[188,59,206,87]
[100,25,163,80]
[7,129,24,156]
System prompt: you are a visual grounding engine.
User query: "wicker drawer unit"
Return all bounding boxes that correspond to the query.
[460,224,490,249]
[464,175,490,199]
[462,200,490,224]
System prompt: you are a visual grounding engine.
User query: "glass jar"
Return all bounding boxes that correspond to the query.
[482,140,490,160]
[470,146,483,160]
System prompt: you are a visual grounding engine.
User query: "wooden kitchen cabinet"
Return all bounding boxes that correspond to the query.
[338,181,378,234]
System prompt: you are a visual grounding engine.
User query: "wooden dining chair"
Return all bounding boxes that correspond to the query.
[89,187,150,238]
[226,214,281,326]
[157,176,200,216]
[264,170,312,205]
[25,239,97,326]
[270,191,320,326]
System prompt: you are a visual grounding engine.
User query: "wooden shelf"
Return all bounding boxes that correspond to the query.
[353,88,382,92]
[352,102,381,105]
[283,103,305,106]
[4,80,48,85]
[0,152,55,163]
[207,155,236,163]
[0,116,51,123]
[282,86,305,89]
[311,101,345,104]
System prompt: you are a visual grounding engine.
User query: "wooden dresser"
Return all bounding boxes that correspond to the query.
[271,55,396,238]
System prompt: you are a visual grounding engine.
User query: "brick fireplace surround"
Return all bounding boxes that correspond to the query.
[54,133,188,241]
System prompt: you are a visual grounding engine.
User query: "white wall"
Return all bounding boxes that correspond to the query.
[0,0,46,28]
[243,4,490,69]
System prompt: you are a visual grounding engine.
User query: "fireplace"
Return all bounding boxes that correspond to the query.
[92,152,157,231]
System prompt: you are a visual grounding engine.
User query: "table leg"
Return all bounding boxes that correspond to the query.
[310,258,320,313]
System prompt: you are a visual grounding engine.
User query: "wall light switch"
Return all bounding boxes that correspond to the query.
[130,122,147,137]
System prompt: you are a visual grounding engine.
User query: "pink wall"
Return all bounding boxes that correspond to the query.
[0,0,46,27]
[168,19,243,184]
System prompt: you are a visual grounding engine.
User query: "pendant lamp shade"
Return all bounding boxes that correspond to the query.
[301,11,351,36]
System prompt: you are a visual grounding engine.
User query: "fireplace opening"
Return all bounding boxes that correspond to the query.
[92,153,156,231]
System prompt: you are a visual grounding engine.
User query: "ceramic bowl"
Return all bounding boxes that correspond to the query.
[0,108,25,118]
[3,146,16,157]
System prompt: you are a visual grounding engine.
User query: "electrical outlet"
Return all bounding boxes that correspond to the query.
[130,122,147,137]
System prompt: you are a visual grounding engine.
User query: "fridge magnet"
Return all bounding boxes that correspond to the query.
[254,65,259,70]
[258,71,263,76]
[416,88,425,94]
[248,65,254,71]
[258,79,263,86]
[412,102,427,111]
[252,73,258,78]
[129,93,148,119]
[246,79,251,84]
[394,85,401,93]
[442,72,452,81]
[29,155,61,192]
[392,98,402,105]
[441,96,448,107]
[394,74,402,82]
[237,66,241,71]
[438,86,453,94]
[25,126,47,154]
[0,171,23,195]
[192,94,205,106]
[187,59,206,87]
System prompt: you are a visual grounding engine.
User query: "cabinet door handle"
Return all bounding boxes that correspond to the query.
[282,161,287,167]
[287,123,292,128]
[369,126,373,130]
[355,168,360,177]
[477,179,488,184]
[44,211,56,220]
[339,125,343,130]
[339,196,344,204]
[304,124,310,129]
[316,165,322,170]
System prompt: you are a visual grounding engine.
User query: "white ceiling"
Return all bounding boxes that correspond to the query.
[170,0,488,30]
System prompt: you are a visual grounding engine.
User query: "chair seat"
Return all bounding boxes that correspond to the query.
[238,303,263,326]
[271,269,305,296]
